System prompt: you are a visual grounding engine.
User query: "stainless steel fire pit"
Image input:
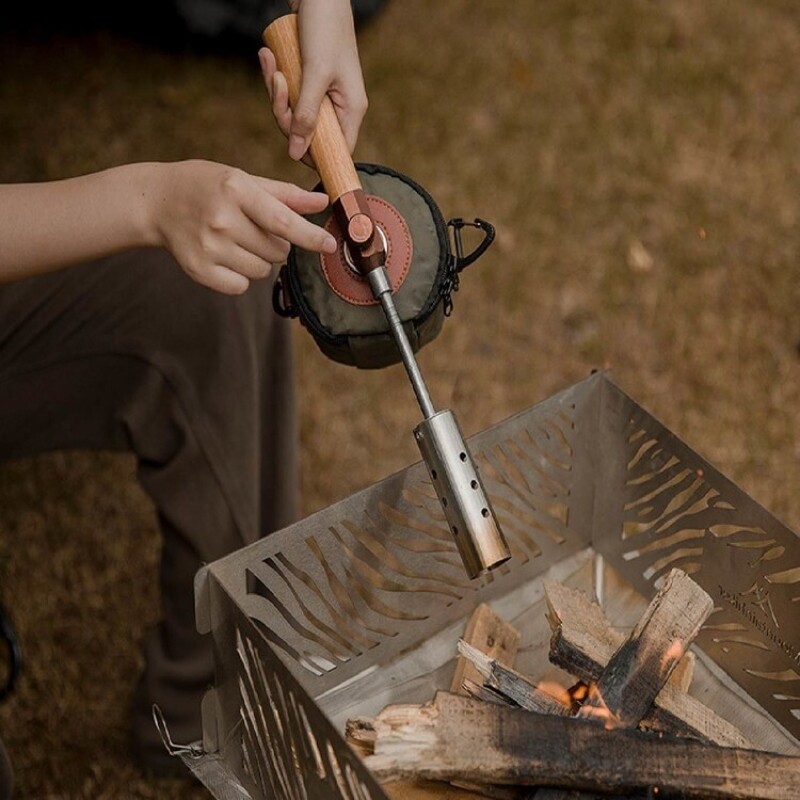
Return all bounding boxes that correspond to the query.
[177,372,800,798]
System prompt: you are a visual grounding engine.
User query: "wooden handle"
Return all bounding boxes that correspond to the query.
[263,14,362,202]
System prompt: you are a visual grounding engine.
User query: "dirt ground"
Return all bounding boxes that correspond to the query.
[0,1,799,797]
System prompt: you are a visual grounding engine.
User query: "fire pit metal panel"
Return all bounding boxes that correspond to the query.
[203,375,599,699]
[196,372,799,798]
[197,374,605,798]
[592,379,800,740]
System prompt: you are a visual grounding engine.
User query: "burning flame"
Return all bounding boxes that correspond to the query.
[576,682,623,730]
[661,639,685,675]
[537,680,576,711]
[534,679,623,729]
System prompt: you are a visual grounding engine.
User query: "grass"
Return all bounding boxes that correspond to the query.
[1,0,799,796]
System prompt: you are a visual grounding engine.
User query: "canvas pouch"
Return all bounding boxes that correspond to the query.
[273,163,494,369]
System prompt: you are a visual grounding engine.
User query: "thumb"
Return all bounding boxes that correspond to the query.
[289,69,330,161]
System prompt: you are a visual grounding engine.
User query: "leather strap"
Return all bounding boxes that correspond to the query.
[319,195,413,306]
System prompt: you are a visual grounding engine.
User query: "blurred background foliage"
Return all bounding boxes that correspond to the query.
[0,1,799,796]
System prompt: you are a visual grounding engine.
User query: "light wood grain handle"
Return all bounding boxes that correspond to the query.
[263,14,362,202]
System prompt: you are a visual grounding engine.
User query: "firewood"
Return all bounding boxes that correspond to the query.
[383,780,489,800]
[350,692,525,799]
[545,580,751,747]
[533,792,642,800]
[463,571,711,800]
[346,716,377,758]
[363,692,800,800]
[544,581,695,691]
[669,649,695,692]
[450,603,520,695]
[458,572,706,727]
[447,606,523,799]
[461,678,511,706]
[457,641,570,716]
[578,568,713,728]
[457,647,596,800]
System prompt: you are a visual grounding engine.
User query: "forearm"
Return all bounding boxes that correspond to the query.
[0,162,162,283]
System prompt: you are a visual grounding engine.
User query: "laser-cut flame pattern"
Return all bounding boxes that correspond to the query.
[602,386,800,739]
[240,408,576,691]
[236,627,385,800]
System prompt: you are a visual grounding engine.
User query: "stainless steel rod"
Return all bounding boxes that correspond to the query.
[367,266,511,579]
[368,267,436,420]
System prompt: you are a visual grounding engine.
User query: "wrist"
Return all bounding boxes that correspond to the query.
[130,162,171,249]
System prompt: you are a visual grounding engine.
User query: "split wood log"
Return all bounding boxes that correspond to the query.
[457,641,570,716]
[545,579,751,747]
[383,780,489,800]
[449,605,522,799]
[363,692,800,800]
[346,716,377,759]
[538,566,710,800]
[461,678,510,706]
[578,568,713,728]
[352,709,528,797]
[432,605,524,798]
[458,572,730,800]
[544,581,695,691]
[450,603,520,695]
[456,648,624,800]
[460,579,707,800]
[670,649,696,693]
[533,792,644,800]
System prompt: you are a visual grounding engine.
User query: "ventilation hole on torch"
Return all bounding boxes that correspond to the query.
[442,497,448,507]
[452,526,459,535]
[431,469,437,480]
[470,480,478,490]
[459,452,467,462]
[481,508,490,518]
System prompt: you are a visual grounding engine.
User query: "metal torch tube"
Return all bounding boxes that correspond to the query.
[367,267,436,420]
[367,265,511,579]
[414,410,511,578]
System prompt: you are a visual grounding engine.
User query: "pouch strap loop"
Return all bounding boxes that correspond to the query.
[272,266,298,319]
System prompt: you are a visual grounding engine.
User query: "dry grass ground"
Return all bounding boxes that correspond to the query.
[1,1,799,797]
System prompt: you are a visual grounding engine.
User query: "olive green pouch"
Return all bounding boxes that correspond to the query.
[273,163,494,369]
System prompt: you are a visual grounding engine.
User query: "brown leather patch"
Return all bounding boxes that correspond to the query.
[320,195,413,306]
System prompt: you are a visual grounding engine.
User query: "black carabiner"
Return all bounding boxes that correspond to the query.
[442,217,497,317]
[447,217,496,273]
[0,605,21,703]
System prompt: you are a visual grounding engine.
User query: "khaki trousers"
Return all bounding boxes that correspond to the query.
[0,248,298,764]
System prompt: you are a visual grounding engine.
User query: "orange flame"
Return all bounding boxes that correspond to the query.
[661,639,685,675]
[576,682,622,730]
[533,679,627,729]
[537,680,575,711]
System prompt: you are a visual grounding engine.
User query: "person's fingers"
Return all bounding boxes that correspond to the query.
[259,48,293,138]
[258,48,276,100]
[290,69,331,161]
[195,264,251,296]
[271,72,293,139]
[224,213,293,265]
[242,185,336,254]
[255,178,330,215]
[221,244,277,281]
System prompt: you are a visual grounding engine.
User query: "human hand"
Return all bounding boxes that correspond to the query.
[149,160,336,295]
[259,0,368,162]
